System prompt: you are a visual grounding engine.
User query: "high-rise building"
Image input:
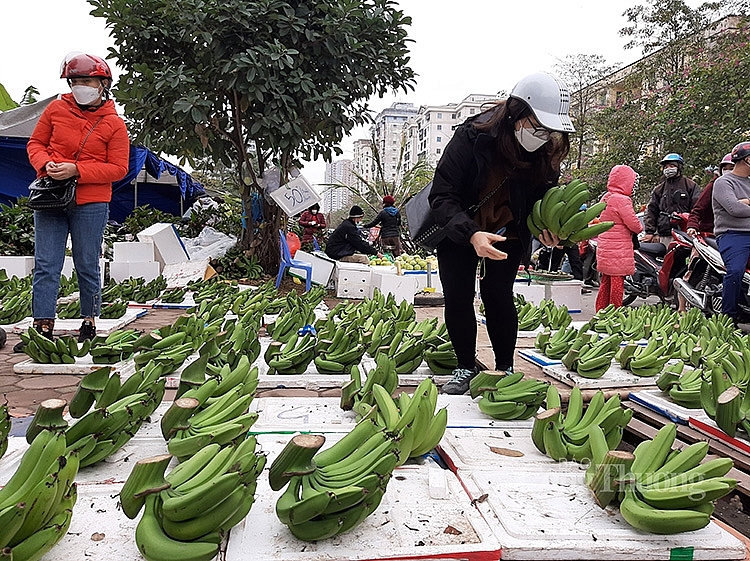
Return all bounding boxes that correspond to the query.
[371,102,419,184]
[322,159,355,214]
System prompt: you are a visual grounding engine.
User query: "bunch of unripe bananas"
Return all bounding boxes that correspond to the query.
[526,180,613,243]
[561,332,622,379]
[424,339,458,375]
[19,328,91,364]
[88,328,142,364]
[55,299,81,320]
[609,424,737,534]
[265,332,317,375]
[617,334,674,377]
[121,437,266,561]
[656,361,703,410]
[341,354,399,413]
[131,276,168,303]
[0,289,32,325]
[269,417,402,541]
[0,429,78,560]
[703,355,750,439]
[99,298,129,319]
[313,323,367,375]
[535,324,578,360]
[532,387,632,462]
[474,371,550,420]
[266,292,317,343]
[159,286,189,304]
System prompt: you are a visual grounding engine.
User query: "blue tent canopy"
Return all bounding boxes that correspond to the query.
[0,97,205,223]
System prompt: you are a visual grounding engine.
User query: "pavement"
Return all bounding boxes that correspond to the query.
[0,287,602,418]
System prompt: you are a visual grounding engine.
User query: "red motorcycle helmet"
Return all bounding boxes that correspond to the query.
[60,52,112,79]
[730,142,750,162]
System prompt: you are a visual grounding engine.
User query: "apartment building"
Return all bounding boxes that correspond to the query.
[321,159,355,214]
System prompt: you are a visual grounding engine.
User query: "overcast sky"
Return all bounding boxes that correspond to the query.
[0,0,701,185]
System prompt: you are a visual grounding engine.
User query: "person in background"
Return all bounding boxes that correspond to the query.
[298,203,326,251]
[362,195,403,256]
[595,165,643,311]
[642,153,700,245]
[712,142,750,323]
[325,205,382,264]
[15,52,129,353]
[428,72,574,395]
[686,153,734,238]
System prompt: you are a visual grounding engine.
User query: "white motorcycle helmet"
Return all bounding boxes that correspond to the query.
[509,73,576,133]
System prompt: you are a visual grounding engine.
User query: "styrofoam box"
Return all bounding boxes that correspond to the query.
[462,465,746,560]
[403,269,442,292]
[334,262,371,299]
[61,256,106,287]
[370,271,416,304]
[136,222,190,267]
[288,249,336,286]
[544,280,582,312]
[513,281,546,305]
[0,255,34,279]
[109,260,161,283]
[112,241,156,263]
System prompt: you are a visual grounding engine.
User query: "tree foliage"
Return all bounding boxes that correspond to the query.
[87,0,416,270]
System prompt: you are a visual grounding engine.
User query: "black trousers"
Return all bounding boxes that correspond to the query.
[437,238,523,370]
[538,245,583,280]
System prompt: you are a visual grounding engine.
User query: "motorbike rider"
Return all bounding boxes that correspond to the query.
[642,153,700,245]
[712,141,750,323]
[686,153,734,238]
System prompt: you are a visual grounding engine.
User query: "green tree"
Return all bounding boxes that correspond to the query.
[88,0,415,271]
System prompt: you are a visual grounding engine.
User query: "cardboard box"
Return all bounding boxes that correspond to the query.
[371,271,416,304]
[109,261,161,283]
[61,256,106,287]
[136,223,190,267]
[334,261,371,299]
[113,241,155,263]
[288,250,336,287]
[0,256,34,279]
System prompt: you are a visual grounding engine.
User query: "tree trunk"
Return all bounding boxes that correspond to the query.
[239,183,282,274]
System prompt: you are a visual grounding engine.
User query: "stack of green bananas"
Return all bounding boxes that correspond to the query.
[618,334,673,377]
[68,365,125,417]
[516,300,544,331]
[265,333,317,375]
[202,319,262,373]
[0,401,10,458]
[0,288,32,325]
[535,325,578,360]
[19,328,91,364]
[475,372,549,420]
[123,437,265,561]
[559,331,602,370]
[188,296,232,323]
[532,387,632,462]
[57,271,78,298]
[701,358,750,439]
[0,429,78,560]
[526,180,613,243]
[383,320,436,375]
[0,271,31,298]
[370,377,449,460]
[656,361,703,409]
[539,299,572,330]
[176,353,258,403]
[132,276,168,303]
[101,277,144,302]
[266,292,316,342]
[616,423,737,533]
[230,281,277,317]
[89,328,142,364]
[133,317,210,371]
[55,299,81,320]
[99,298,129,319]
[672,332,700,365]
[191,278,239,304]
[590,307,645,340]
[269,419,401,541]
[159,286,188,304]
[164,383,258,461]
[341,354,399,413]
[314,324,366,375]
[64,373,166,467]
[572,334,622,379]
[363,318,397,356]
[424,339,458,375]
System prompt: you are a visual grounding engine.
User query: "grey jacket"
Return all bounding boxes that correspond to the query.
[712,173,750,236]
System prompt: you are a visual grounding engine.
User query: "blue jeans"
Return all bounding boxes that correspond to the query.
[33,203,108,319]
[717,231,750,319]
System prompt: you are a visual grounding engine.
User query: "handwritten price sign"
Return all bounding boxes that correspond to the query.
[270,174,321,217]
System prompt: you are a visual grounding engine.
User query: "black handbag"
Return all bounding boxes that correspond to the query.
[26,116,104,212]
[405,177,509,251]
[632,233,640,250]
[27,176,78,211]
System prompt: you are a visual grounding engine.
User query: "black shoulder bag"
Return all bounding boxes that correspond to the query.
[27,117,105,212]
[405,177,509,251]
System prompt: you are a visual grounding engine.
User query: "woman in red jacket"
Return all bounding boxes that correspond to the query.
[595,165,643,311]
[17,53,129,351]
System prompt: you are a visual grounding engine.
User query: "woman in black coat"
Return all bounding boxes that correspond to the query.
[430,72,574,394]
[363,195,402,255]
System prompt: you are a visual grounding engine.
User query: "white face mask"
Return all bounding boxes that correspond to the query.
[515,127,548,152]
[663,167,679,179]
[71,85,102,105]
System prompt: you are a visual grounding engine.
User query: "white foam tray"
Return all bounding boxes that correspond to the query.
[543,361,658,389]
[462,466,746,560]
[519,348,561,367]
[629,389,710,425]
[12,356,136,377]
[10,308,147,336]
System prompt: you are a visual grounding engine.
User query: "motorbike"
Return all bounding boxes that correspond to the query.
[622,212,692,307]
[673,233,750,321]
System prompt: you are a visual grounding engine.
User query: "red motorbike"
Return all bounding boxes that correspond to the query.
[623,212,692,307]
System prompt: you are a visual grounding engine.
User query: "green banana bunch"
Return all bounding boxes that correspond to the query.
[341,354,399,413]
[0,271,32,300]
[516,301,543,331]
[88,328,142,364]
[477,372,549,420]
[55,299,81,320]
[424,339,458,375]
[0,428,79,557]
[535,325,578,360]
[656,362,703,410]
[266,333,316,375]
[619,335,673,377]
[0,288,32,325]
[99,298,129,319]
[190,278,239,304]
[19,328,90,364]
[159,286,188,304]
[614,423,737,533]
[560,331,600,371]
[132,276,168,303]
[574,334,622,379]
[314,323,366,375]
[386,326,430,375]
[539,299,572,330]
[266,292,316,343]
[0,401,10,459]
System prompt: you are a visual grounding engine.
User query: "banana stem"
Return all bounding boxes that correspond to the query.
[119,454,173,519]
[160,398,200,440]
[588,450,635,508]
[268,434,325,491]
[26,399,68,444]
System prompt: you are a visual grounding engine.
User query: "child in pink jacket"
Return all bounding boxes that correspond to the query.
[595,165,643,310]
